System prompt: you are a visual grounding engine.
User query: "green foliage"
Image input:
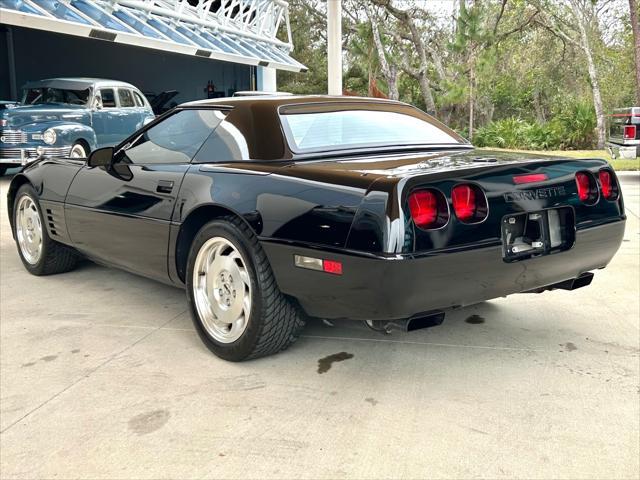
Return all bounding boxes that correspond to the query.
[474,100,597,150]
[552,100,597,149]
[277,0,328,94]
[523,121,563,150]
[475,118,533,148]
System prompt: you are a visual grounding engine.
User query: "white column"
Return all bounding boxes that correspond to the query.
[327,0,342,95]
[256,66,277,92]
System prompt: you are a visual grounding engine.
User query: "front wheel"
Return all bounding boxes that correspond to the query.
[186,217,305,361]
[69,142,88,158]
[13,184,78,275]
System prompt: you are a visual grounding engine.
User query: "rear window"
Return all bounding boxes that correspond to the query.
[133,91,146,107]
[280,105,463,154]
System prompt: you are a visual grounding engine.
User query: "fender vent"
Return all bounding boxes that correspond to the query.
[46,208,58,236]
[40,202,70,243]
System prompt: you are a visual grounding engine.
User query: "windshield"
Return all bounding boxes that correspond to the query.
[280,104,465,154]
[22,87,91,106]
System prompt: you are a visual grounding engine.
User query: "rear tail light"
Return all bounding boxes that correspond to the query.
[598,169,619,201]
[408,189,448,229]
[451,184,488,223]
[624,125,636,139]
[575,172,598,204]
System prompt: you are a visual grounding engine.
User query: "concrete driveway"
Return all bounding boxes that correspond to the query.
[1,168,638,479]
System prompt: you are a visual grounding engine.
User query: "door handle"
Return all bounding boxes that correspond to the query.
[156,180,174,194]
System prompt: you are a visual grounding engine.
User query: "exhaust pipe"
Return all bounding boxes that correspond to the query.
[406,311,446,331]
[364,311,445,334]
[551,272,594,291]
[526,272,595,293]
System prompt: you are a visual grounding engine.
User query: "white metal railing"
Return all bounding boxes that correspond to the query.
[0,0,303,70]
[103,0,292,49]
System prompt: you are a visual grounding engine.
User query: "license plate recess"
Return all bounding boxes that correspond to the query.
[502,207,575,262]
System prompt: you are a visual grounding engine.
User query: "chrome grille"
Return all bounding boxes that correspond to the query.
[0,146,72,161]
[0,148,22,158]
[0,130,28,144]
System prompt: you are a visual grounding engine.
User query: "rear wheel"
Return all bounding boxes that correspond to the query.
[186,216,305,361]
[13,184,78,275]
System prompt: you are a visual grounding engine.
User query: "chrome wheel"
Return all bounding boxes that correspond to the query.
[16,195,43,265]
[70,143,87,158]
[192,237,252,343]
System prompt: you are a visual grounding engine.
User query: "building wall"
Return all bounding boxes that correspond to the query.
[0,26,252,103]
[0,27,11,99]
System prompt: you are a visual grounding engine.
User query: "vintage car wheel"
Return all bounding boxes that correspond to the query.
[70,142,88,158]
[13,184,78,275]
[186,216,305,361]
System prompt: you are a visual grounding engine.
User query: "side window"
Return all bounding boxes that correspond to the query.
[100,89,116,108]
[117,109,225,165]
[133,91,146,107]
[193,118,249,162]
[118,89,135,108]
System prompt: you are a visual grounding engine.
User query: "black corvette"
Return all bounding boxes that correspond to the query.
[7,96,625,361]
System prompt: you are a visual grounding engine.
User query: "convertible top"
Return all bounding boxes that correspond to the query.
[180,95,463,161]
[182,94,403,109]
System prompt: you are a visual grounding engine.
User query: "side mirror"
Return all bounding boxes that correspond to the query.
[92,97,103,110]
[87,147,114,168]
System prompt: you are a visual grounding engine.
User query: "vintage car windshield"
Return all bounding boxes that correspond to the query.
[22,87,91,106]
[280,106,464,154]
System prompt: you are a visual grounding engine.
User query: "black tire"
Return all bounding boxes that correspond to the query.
[186,216,305,361]
[13,183,78,275]
[0,166,7,177]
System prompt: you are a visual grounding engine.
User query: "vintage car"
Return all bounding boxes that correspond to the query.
[0,77,154,176]
[7,96,625,361]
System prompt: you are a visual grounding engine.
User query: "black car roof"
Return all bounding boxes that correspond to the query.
[181,95,405,109]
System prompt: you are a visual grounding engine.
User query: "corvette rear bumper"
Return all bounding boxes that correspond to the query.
[261,220,625,321]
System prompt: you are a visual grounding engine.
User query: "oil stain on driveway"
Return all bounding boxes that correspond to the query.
[317,352,354,374]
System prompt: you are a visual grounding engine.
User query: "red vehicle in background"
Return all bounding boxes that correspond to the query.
[607,107,640,159]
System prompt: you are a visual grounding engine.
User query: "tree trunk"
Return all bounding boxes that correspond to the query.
[373,0,437,113]
[584,47,606,148]
[575,6,605,148]
[387,64,399,100]
[630,0,640,104]
[468,61,475,140]
[418,71,437,115]
[533,87,545,123]
[368,62,375,97]
[367,4,399,100]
